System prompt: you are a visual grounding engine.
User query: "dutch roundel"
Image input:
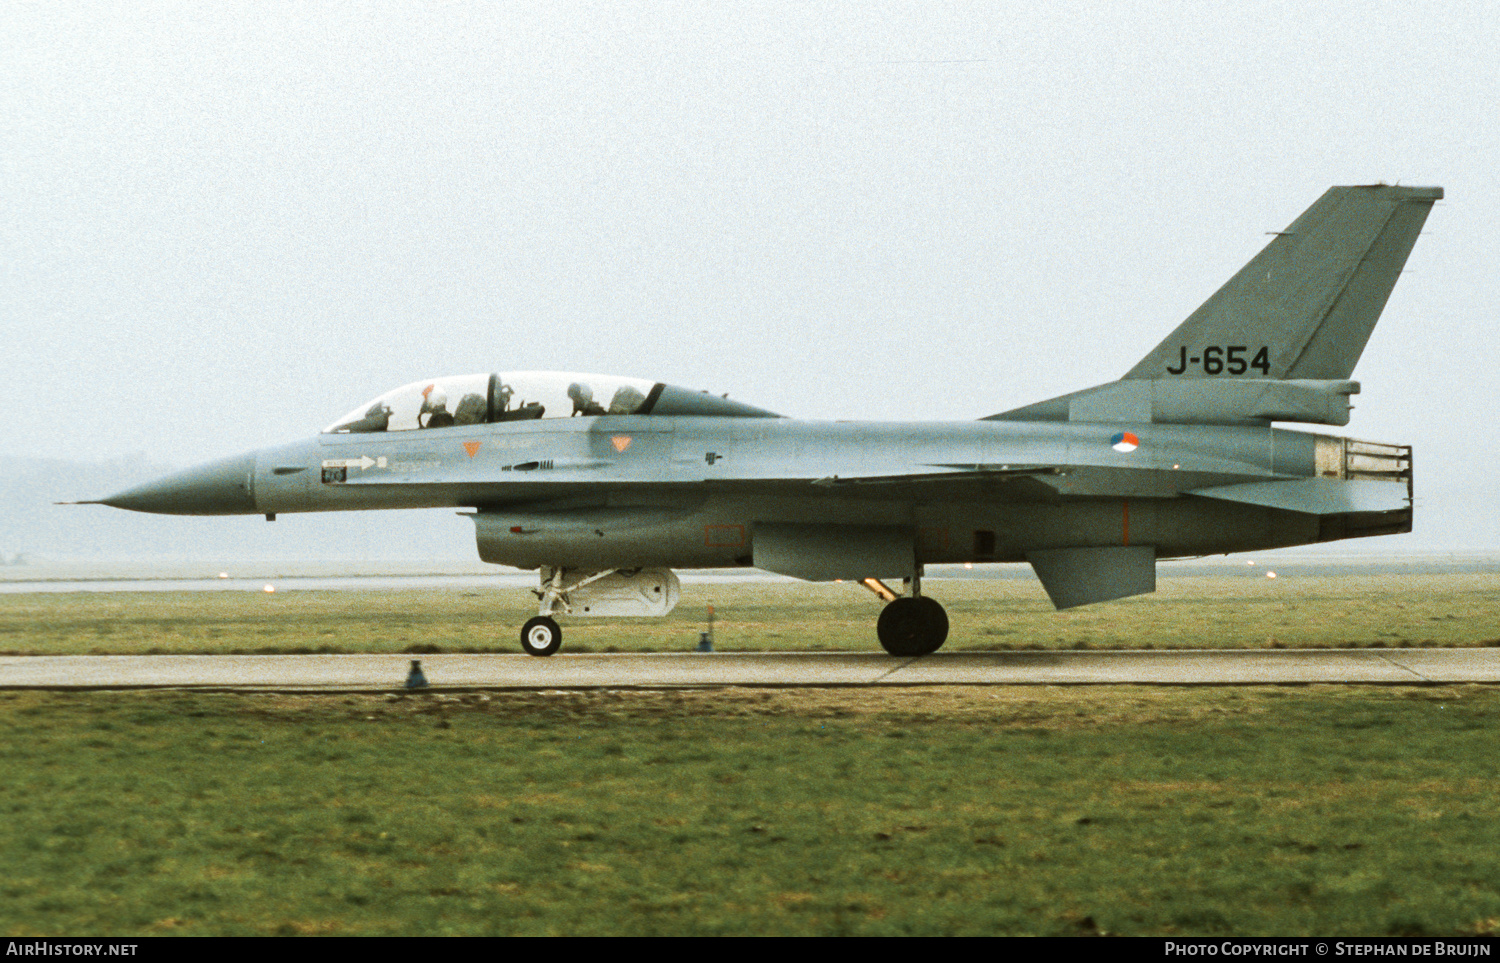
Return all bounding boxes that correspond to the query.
[1110,431,1140,453]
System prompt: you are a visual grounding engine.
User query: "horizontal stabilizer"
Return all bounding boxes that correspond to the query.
[1027,546,1156,610]
[1189,478,1409,515]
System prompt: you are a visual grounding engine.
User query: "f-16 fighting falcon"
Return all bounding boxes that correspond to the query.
[81,185,1439,657]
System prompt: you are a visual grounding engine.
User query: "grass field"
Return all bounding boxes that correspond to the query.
[4,684,1500,936]
[3,572,1498,656]
[4,575,1499,936]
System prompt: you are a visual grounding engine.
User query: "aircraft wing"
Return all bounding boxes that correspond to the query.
[811,465,1061,486]
[464,471,1069,509]
[795,465,1068,504]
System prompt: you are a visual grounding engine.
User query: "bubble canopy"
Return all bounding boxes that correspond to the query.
[324,371,780,433]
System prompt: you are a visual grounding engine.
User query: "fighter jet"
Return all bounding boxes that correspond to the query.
[83,185,1439,656]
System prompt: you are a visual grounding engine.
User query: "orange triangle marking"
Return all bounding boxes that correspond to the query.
[611,435,633,453]
[462,441,482,458]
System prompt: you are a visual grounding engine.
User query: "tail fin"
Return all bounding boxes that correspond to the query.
[1123,185,1441,381]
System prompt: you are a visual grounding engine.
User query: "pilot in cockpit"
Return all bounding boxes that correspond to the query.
[420,388,456,428]
[567,382,607,417]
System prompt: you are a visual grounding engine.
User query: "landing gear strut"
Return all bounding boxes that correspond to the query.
[872,569,949,656]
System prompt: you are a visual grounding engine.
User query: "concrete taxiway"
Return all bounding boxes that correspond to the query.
[2,649,1498,691]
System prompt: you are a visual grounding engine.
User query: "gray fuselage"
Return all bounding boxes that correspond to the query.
[192,415,1374,571]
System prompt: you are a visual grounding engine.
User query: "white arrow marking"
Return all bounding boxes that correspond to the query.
[321,456,376,470]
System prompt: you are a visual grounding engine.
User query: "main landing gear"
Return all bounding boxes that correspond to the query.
[877,596,949,656]
[868,571,949,656]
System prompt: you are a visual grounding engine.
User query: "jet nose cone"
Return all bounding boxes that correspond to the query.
[101,452,258,515]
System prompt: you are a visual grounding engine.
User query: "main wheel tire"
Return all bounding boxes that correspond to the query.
[876,596,949,656]
[520,616,563,656]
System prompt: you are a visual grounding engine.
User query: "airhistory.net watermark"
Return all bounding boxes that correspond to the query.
[6,945,137,956]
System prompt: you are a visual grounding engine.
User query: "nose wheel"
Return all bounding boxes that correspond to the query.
[877,596,949,656]
[520,616,563,656]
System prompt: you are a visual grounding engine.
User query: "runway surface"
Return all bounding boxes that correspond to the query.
[2,649,1498,690]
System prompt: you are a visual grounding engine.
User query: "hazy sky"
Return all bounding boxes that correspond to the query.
[5,2,1497,548]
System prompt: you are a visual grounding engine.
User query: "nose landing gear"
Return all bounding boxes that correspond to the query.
[519,566,572,656]
[520,615,563,656]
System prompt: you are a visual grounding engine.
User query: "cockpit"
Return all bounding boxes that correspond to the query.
[324,371,781,433]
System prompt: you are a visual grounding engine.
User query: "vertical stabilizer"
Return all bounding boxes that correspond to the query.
[1124,185,1441,381]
